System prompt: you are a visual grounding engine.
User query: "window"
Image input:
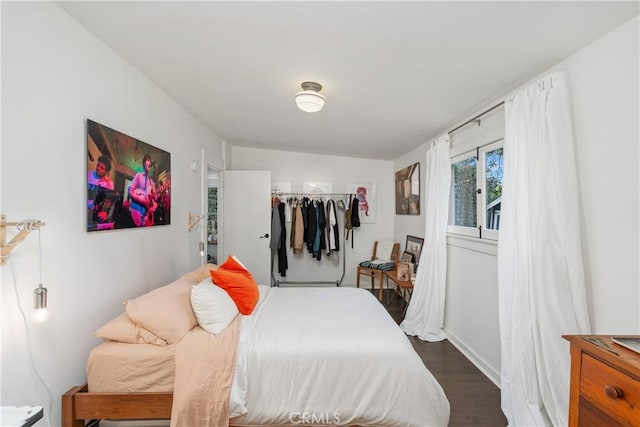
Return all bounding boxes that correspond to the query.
[448,139,503,240]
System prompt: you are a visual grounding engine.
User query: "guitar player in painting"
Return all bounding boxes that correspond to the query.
[128,153,158,227]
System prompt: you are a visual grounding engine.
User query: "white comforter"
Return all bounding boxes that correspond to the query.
[230,286,449,426]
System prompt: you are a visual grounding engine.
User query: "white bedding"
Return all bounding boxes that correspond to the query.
[230,286,449,426]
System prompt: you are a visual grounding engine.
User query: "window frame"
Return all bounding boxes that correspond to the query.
[447,138,504,241]
[448,149,480,238]
[477,139,503,241]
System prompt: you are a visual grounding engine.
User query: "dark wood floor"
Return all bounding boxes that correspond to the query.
[380,289,507,427]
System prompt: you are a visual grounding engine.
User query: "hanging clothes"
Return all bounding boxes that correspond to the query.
[301,197,311,248]
[277,202,288,276]
[305,198,317,253]
[312,204,321,258]
[290,201,297,249]
[270,200,281,250]
[325,199,340,255]
[291,202,304,254]
[333,198,342,252]
[319,200,327,259]
[350,196,360,228]
[308,199,326,261]
[345,194,360,248]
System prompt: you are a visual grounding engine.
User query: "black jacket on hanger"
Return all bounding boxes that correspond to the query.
[278,202,288,276]
[305,199,317,253]
[314,200,327,261]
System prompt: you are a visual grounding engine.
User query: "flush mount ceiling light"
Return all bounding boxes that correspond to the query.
[295,81,326,113]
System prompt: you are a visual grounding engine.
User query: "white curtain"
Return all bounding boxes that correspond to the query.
[400,133,450,342]
[499,71,591,426]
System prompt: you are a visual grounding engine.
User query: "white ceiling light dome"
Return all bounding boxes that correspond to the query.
[295,81,326,113]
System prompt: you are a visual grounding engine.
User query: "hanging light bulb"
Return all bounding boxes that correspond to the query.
[199,241,205,257]
[32,228,49,322]
[32,283,49,322]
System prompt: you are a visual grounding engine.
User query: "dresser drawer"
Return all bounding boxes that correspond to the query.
[580,353,640,426]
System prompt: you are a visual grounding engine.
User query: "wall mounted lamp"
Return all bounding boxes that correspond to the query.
[33,283,49,322]
[188,212,205,232]
[1,215,45,264]
[1,214,49,322]
[295,81,326,113]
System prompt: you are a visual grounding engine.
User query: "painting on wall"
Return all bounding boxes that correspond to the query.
[87,119,171,232]
[395,162,420,215]
[350,182,376,223]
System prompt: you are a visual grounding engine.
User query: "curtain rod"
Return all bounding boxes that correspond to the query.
[448,101,505,136]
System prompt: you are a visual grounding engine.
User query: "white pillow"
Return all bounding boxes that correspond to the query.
[190,278,239,335]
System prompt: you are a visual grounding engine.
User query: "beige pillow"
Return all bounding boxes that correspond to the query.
[95,312,168,346]
[126,277,198,344]
[181,263,217,285]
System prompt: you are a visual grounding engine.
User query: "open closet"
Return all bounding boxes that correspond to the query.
[270,192,358,287]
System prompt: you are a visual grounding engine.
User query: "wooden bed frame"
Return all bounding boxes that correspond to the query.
[61,385,369,427]
[61,386,364,427]
[61,384,172,427]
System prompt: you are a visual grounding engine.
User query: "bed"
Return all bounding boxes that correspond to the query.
[63,275,449,426]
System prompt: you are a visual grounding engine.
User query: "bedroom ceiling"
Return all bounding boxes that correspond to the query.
[57,1,638,161]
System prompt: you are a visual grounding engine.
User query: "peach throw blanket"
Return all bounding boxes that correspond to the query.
[170,316,241,427]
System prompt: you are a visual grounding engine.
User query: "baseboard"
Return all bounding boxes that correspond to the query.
[444,328,501,388]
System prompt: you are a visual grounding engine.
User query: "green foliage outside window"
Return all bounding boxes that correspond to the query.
[208,187,217,239]
[485,148,503,206]
[451,157,477,227]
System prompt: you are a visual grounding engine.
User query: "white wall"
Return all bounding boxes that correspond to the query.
[0,3,224,424]
[443,108,505,383]
[394,16,639,385]
[231,146,394,287]
[557,17,639,333]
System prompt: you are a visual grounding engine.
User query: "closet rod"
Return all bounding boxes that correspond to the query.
[448,101,505,135]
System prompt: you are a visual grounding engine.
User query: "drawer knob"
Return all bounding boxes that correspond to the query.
[604,385,624,400]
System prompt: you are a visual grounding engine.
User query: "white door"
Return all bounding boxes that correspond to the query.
[223,170,271,285]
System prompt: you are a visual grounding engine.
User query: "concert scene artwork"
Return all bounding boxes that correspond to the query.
[87,119,171,232]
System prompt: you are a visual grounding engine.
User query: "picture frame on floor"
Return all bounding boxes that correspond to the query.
[405,235,424,272]
[401,251,414,264]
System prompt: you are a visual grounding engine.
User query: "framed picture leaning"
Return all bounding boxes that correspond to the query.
[405,235,424,272]
[401,251,414,264]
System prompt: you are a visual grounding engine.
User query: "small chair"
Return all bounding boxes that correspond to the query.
[356,240,400,301]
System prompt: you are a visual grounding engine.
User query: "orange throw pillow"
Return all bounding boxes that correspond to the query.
[210,255,259,315]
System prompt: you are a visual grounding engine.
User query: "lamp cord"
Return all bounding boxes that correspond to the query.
[38,228,43,285]
[8,257,53,426]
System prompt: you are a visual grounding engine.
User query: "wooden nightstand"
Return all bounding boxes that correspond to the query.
[563,335,640,426]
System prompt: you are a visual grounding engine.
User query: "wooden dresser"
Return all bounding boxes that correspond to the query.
[563,335,640,426]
